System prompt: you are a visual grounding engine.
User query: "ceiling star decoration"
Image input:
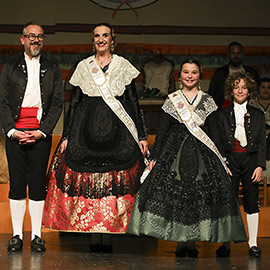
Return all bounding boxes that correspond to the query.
[89,0,158,18]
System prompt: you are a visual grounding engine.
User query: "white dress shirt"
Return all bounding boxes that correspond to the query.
[234,101,248,147]
[8,53,45,138]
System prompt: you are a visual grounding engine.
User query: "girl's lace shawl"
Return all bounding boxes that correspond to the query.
[162,90,217,126]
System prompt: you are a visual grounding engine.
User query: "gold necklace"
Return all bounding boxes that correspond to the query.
[97,55,112,66]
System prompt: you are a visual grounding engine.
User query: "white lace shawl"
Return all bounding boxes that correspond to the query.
[69,54,140,97]
[162,90,217,126]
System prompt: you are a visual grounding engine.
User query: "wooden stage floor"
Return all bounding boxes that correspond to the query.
[0,232,270,270]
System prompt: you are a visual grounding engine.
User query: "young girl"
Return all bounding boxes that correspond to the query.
[127,59,246,258]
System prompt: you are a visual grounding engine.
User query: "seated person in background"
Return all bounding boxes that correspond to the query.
[249,78,270,160]
[140,54,176,134]
[208,41,260,108]
[207,72,266,258]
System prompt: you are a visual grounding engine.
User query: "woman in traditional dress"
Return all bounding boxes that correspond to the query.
[43,23,148,253]
[127,58,246,258]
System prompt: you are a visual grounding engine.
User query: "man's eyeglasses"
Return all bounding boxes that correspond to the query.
[23,33,45,41]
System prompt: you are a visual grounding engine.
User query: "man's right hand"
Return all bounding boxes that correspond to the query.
[13,131,35,145]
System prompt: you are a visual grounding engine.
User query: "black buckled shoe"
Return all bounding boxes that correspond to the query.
[249,246,261,257]
[216,245,230,257]
[7,235,23,252]
[31,236,46,252]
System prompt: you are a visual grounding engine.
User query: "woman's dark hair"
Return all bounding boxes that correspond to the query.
[179,58,202,79]
[92,23,115,44]
[224,72,258,100]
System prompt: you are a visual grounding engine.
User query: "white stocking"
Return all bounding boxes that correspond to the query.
[28,200,45,240]
[10,199,26,240]
[247,213,259,248]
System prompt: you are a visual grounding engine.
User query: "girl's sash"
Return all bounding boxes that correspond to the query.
[84,57,139,144]
[168,90,227,171]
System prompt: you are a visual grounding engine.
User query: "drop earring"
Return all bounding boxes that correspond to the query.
[179,80,183,90]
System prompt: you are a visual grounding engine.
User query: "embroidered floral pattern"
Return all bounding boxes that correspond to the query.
[137,124,239,226]
[69,54,139,97]
[43,173,136,232]
[126,93,246,242]
[163,91,217,126]
[43,146,143,232]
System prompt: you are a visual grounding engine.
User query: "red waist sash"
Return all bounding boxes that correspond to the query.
[15,107,39,129]
[233,138,248,153]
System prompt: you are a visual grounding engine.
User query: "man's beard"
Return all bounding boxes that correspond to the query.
[25,43,41,57]
[230,58,241,67]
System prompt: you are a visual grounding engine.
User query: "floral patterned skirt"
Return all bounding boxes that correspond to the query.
[42,148,144,233]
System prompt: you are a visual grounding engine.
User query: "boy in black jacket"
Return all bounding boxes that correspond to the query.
[207,72,265,257]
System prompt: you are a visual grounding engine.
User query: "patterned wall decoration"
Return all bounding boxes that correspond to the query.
[89,0,158,17]
[1,43,270,134]
[1,42,269,89]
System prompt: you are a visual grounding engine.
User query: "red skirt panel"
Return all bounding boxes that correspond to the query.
[43,173,137,233]
[43,148,144,233]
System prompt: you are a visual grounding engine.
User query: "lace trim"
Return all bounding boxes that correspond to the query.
[162,91,217,126]
[137,125,239,226]
[69,54,140,97]
[49,152,143,199]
